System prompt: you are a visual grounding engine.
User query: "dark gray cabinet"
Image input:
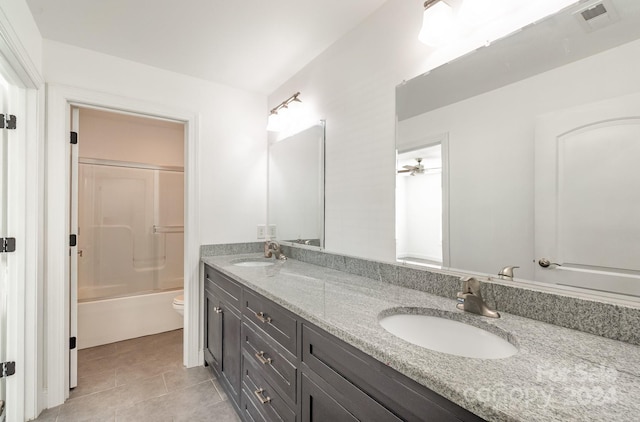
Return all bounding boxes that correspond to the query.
[203,264,485,422]
[301,374,358,422]
[204,288,222,370]
[204,269,242,406]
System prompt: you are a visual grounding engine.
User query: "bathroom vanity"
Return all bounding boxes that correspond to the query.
[202,252,640,422]
[203,261,481,421]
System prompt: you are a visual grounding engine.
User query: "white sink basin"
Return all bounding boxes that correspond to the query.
[379,313,517,359]
[231,258,275,267]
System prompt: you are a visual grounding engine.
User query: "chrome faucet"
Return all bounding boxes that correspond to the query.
[456,276,499,318]
[264,240,287,260]
[498,265,519,280]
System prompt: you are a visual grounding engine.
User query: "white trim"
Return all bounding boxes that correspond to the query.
[45,84,201,408]
[0,5,44,420]
[0,7,43,89]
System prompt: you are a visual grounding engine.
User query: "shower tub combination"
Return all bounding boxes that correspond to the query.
[77,159,184,349]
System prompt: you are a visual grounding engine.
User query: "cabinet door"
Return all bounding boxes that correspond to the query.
[204,289,222,372]
[301,374,358,422]
[221,303,242,401]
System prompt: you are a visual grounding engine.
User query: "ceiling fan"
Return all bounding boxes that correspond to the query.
[397,158,441,176]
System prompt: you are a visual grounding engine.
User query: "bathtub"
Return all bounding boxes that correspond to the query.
[78,289,184,349]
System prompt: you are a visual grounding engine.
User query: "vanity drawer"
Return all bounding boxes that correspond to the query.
[242,322,297,403]
[243,289,297,354]
[205,267,241,309]
[242,351,297,422]
[302,324,484,422]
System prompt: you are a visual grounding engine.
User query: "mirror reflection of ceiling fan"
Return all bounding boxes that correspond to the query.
[397,158,441,176]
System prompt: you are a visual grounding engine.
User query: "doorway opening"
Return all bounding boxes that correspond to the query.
[70,107,185,387]
[396,143,444,267]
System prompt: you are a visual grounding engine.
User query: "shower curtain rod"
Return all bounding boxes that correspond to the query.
[79,157,184,172]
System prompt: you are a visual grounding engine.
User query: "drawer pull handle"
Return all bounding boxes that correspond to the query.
[213,306,223,314]
[255,351,272,365]
[254,388,271,404]
[255,311,272,324]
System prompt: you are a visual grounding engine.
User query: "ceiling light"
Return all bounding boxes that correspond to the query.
[267,92,302,132]
[266,111,282,132]
[419,0,456,47]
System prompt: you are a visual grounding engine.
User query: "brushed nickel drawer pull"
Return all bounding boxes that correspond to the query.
[255,311,272,324]
[254,388,271,404]
[255,351,272,365]
[213,306,222,314]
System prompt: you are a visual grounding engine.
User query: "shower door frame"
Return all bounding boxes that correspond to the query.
[45,85,201,408]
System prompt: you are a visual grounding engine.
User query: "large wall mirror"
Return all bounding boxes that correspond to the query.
[268,121,325,249]
[396,0,640,297]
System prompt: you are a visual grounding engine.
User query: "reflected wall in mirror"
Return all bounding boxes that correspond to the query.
[268,121,325,249]
[396,0,640,297]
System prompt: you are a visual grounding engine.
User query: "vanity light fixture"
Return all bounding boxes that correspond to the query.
[267,92,302,132]
[418,0,457,46]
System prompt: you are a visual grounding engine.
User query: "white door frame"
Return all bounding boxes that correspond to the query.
[0,6,45,422]
[45,84,201,407]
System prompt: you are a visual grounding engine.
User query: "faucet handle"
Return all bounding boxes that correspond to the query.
[498,265,520,279]
[459,276,482,297]
[264,241,273,258]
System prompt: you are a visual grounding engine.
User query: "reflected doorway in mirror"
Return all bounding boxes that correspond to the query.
[396,135,449,268]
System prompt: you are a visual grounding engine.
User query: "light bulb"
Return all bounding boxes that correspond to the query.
[266,112,281,132]
[418,1,455,47]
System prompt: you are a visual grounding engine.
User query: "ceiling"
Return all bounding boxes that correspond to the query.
[26,0,389,94]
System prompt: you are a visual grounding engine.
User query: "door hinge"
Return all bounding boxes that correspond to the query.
[0,114,16,130]
[70,337,77,350]
[70,131,78,144]
[0,361,16,378]
[0,237,16,253]
[70,234,77,247]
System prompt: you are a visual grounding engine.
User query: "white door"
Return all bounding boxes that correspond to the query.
[0,69,24,422]
[0,67,10,422]
[535,92,640,297]
[69,107,79,389]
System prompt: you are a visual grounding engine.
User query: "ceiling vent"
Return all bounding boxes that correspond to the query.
[574,0,620,32]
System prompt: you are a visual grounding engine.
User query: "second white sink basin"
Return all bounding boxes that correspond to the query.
[379,313,517,359]
[231,258,275,267]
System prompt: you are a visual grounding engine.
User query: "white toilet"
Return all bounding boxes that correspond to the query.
[172,294,184,316]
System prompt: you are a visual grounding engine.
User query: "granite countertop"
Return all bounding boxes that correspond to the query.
[202,254,640,422]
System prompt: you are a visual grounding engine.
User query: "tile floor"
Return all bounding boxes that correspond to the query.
[33,330,240,422]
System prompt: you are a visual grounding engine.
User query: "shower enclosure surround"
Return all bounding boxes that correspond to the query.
[77,159,184,348]
[78,160,184,301]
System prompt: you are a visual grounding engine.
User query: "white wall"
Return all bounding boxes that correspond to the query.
[43,40,267,245]
[0,0,42,74]
[268,1,423,261]
[78,107,184,166]
[397,173,442,262]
